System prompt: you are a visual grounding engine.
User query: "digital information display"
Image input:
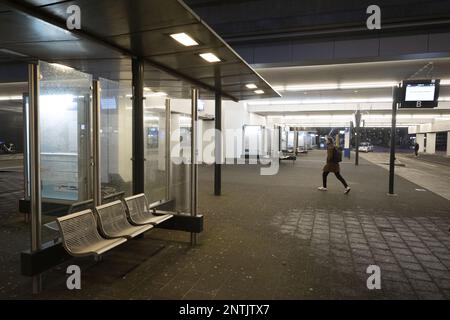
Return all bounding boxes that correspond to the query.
[404,83,436,102]
[399,79,440,108]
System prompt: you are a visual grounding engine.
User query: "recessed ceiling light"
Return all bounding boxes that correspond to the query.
[246,84,257,89]
[199,53,221,63]
[170,33,199,47]
[254,90,265,94]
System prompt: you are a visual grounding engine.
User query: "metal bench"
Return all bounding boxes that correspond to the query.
[124,194,173,226]
[95,200,154,239]
[56,210,127,257]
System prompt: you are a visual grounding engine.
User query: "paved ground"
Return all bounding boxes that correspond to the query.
[360,152,450,200]
[409,153,450,167]
[0,150,450,299]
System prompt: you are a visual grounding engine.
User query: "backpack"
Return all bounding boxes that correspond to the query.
[333,146,343,163]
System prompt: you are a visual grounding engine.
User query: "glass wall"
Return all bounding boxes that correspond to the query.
[99,78,132,197]
[144,95,168,204]
[39,61,92,203]
[281,128,288,151]
[287,130,295,152]
[170,99,192,213]
[243,125,263,157]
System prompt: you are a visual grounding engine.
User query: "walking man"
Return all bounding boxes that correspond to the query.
[414,142,419,157]
[318,137,351,194]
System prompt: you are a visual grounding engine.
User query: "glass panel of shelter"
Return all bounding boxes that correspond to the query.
[39,61,93,204]
[25,61,198,244]
[170,99,192,213]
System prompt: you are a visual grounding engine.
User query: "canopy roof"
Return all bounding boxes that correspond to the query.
[0,0,280,101]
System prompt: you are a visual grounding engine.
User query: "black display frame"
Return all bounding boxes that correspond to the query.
[399,79,440,108]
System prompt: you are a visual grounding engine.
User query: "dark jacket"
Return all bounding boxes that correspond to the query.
[323,145,340,173]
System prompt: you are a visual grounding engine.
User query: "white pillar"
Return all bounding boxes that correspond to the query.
[416,134,425,153]
[447,132,450,157]
[426,133,436,154]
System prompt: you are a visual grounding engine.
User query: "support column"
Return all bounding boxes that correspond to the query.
[165,98,171,201]
[416,134,425,153]
[92,80,101,206]
[214,91,222,196]
[190,88,199,246]
[28,63,42,293]
[132,59,145,195]
[447,132,450,157]
[389,86,399,195]
[426,133,436,154]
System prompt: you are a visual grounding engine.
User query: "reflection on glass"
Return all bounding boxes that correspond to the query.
[144,97,167,203]
[287,131,295,150]
[281,129,288,151]
[39,61,92,202]
[99,78,133,197]
[171,111,191,212]
[298,131,306,151]
[244,125,263,156]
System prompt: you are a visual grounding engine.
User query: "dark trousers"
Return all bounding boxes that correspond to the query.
[323,171,348,188]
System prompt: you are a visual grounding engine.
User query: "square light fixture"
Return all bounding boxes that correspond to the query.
[246,84,257,89]
[170,33,199,47]
[199,53,221,63]
[255,90,265,94]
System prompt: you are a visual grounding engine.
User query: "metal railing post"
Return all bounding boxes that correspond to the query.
[28,63,42,294]
[190,88,199,246]
[165,98,172,201]
[92,80,101,206]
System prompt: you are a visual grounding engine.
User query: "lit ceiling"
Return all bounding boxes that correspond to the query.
[0,0,280,101]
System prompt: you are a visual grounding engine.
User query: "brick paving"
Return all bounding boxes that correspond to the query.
[0,151,449,299]
[272,207,450,299]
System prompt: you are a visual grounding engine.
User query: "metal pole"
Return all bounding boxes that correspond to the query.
[355,110,361,166]
[92,80,102,206]
[190,88,199,246]
[132,59,145,195]
[28,63,42,293]
[214,91,222,196]
[294,128,298,154]
[165,98,171,201]
[279,126,282,152]
[389,86,399,195]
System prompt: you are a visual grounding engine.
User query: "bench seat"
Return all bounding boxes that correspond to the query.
[56,210,127,257]
[124,194,173,226]
[95,200,153,239]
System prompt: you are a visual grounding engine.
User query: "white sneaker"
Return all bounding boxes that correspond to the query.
[344,187,351,194]
[318,187,328,191]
